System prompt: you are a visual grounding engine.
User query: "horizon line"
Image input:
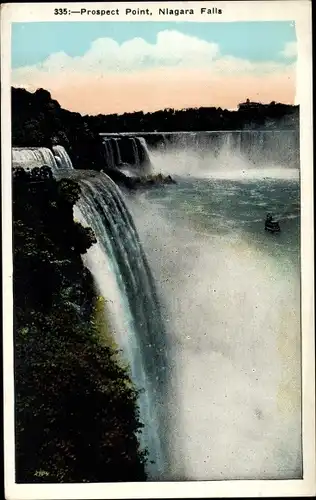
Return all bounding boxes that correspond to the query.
[100,130,298,136]
[12,86,298,118]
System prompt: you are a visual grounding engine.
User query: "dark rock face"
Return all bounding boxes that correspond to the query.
[136,173,176,187]
[104,169,177,190]
[13,166,148,483]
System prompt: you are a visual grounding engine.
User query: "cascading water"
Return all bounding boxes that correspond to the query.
[149,130,299,178]
[12,144,169,479]
[138,137,152,167]
[12,145,75,173]
[72,172,169,479]
[131,138,141,168]
[53,145,74,170]
[113,138,122,165]
[99,130,299,170]
[12,147,59,172]
[102,139,116,169]
[101,135,152,173]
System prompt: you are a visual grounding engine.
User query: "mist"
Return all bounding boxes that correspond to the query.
[124,127,302,480]
[149,131,299,181]
[127,196,301,480]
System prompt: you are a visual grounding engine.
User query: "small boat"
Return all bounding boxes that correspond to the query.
[265,214,281,233]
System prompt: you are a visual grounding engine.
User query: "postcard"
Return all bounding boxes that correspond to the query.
[1,1,315,499]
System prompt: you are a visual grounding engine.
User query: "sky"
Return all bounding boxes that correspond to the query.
[11,21,297,115]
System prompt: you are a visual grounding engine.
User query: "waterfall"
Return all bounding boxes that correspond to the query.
[235,130,299,166]
[223,132,232,152]
[149,130,299,176]
[207,130,299,166]
[52,145,74,170]
[131,138,140,167]
[13,144,169,478]
[154,130,299,166]
[138,137,152,166]
[113,138,122,165]
[12,145,75,173]
[101,135,152,173]
[73,172,169,479]
[102,139,115,169]
[12,147,59,172]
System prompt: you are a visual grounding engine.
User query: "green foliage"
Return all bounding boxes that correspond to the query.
[15,313,147,483]
[13,167,147,482]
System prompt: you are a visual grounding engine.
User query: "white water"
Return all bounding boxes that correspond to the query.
[131,138,140,168]
[53,145,74,170]
[126,133,301,480]
[103,139,116,169]
[149,131,299,180]
[113,138,122,165]
[150,147,299,181]
[150,142,299,180]
[128,190,301,480]
[71,173,169,479]
[12,145,74,173]
[101,136,151,172]
[12,147,59,172]
[13,140,301,481]
[138,137,152,166]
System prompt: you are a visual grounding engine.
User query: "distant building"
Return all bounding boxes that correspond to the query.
[238,98,264,110]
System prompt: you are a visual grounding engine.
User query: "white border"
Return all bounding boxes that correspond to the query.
[1,2,315,499]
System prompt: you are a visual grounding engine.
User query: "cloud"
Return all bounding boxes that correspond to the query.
[11,30,297,113]
[12,30,294,80]
[13,31,220,77]
[280,41,297,59]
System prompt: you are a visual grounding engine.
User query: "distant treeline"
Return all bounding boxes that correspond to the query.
[12,87,299,170]
[86,101,299,134]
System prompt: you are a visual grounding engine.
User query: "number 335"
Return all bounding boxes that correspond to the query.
[54,8,68,15]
